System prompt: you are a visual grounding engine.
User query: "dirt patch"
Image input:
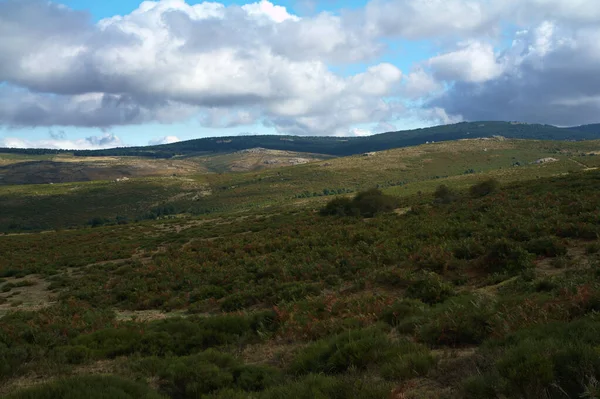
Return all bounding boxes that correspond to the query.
[115,309,187,322]
[240,341,306,369]
[0,373,55,395]
[0,275,55,318]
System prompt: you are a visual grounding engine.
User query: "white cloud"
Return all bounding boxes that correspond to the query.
[242,0,299,22]
[0,0,394,136]
[1,0,600,140]
[348,128,374,137]
[428,41,505,83]
[0,133,123,150]
[363,0,600,40]
[364,0,496,39]
[148,135,181,145]
[373,121,397,133]
[402,68,442,99]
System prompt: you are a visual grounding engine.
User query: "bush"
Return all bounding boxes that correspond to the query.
[380,299,426,327]
[352,189,399,217]
[482,239,533,274]
[433,185,458,204]
[380,342,437,381]
[157,350,281,398]
[320,189,398,218]
[470,179,499,197]
[73,314,268,359]
[586,242,600,254]
[290,327,392,374]
[261,374,392,399]
[4,375,164,399]
[406,271,455,304]
[319,197,357,217]
[221,292,260,312]
[453,239,485,260]
[496,339,600,398]
[555,223,600,240]
[417,295,495,346]
[72,327,141,358]
[52,345,91,365]
[190,285,228,302]
[525,236,567,257]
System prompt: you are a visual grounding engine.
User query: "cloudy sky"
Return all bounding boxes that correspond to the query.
[1,0,599,149]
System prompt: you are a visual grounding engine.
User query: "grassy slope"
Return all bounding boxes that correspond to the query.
[3,121,598,160]
[73,121,600,158]
[1,138,599,232]
[1,166,600,398]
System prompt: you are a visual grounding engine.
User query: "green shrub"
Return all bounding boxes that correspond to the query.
[380,342,437,381]
[406,271,455,304]
[4,375,164,399]
[468,319,600,398]
[417,295,495,346]
[453,239,485,260]
[380,299,426,327]
[221,292,259,312]
[73,327,141,358]
[470,179,500,197]
[462,374,501,399]
[319,197,356,217]
[159,354,235,398]
[233,364,281,392]
[586,242,600,254]
[374,268,411,288]
[190,285,228,302]
[73,314,265,359]
[496,339,600,398]
[555,223,599,240]
[525,236,567,257]
[290,327,391,374]
[352,189,399,217]
[273,282,321,303]
[0,343,30,379]
[157,350,281,398]
[482,239,533,274]
[433,184,457,204]
[261,374,391,399]
[52,345,91,365]
[320,189,398,218]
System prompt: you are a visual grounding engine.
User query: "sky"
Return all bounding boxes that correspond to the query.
[1,0,600,149]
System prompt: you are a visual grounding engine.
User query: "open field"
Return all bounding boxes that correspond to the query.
[1,138,600,398]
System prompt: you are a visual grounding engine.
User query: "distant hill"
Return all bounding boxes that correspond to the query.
[567,123,600,134]
[2,121,600,158]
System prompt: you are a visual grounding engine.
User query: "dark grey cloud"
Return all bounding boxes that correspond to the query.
[3,0,600,137]
[49,129,66,140]
[431,24,600,126]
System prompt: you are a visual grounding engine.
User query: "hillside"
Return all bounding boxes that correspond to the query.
[0,149,331,186]
[2,121,599,160]
[1,155,600,398]
[73,121,600,158]
[568,123,600,134]
[1,137,599,232]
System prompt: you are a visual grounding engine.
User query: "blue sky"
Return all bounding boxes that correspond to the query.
[60,0,368,20]
[1,0,599,149]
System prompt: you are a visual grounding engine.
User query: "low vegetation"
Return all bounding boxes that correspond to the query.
[1,137,600,398]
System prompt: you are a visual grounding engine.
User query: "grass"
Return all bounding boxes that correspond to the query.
[1,138,600,398]
[1,138,599,232]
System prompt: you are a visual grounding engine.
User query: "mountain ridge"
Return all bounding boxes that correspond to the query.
[2,121,599,158]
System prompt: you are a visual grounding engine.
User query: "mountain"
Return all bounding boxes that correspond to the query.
[568,123,600,134]
[2,121,599,158]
